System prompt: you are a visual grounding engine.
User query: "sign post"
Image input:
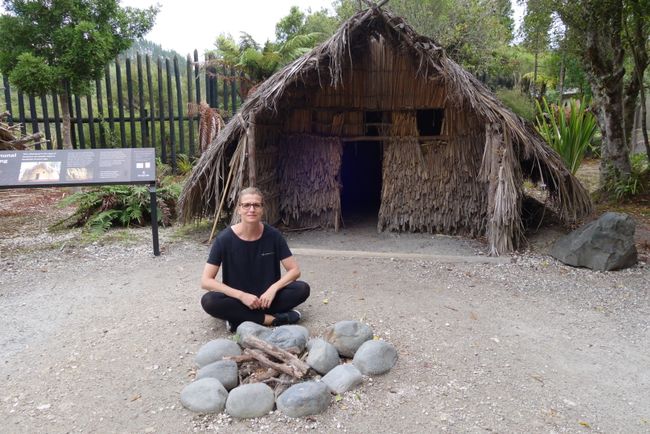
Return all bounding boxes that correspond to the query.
[0,148,161,256]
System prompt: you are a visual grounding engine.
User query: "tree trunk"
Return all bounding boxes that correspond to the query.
[578,0,630,190]
[58,83,73,149]
[599,84,631,188]
[623,69,640,149]
[558,51,565,102]
[642,91,650,160]
[623,0,649,159]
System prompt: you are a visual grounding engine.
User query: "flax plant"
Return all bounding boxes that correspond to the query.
[535,98,599,174]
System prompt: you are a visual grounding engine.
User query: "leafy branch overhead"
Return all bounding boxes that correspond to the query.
[0,0,158,148]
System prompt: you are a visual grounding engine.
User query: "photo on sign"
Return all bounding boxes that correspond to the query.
[18,161,61,182]
[66,167,93,181]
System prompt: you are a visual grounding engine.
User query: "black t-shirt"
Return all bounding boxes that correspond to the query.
[207,223,292,296]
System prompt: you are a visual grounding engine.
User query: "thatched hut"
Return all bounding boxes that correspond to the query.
[179,4,591,255]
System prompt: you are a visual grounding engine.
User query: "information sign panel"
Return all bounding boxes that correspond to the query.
[0,148,156,188]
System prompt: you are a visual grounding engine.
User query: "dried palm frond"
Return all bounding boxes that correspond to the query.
[188,103,226,155]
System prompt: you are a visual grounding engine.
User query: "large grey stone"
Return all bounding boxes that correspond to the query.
[550,212,638,271]
[196,359,238,390]
[180,378,228,413]
[276,381,331,418]
[353,340,398,375]
[324,320,373,358]
[226,383,275,419]
[321,364,363,394]
[195,339,241,368]
[236,321,272,342]
[306,338,340,375]
[266,325,309,352]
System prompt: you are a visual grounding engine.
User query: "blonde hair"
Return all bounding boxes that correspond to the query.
[238,186,264,204]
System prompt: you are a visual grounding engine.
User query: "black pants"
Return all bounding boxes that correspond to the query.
[201,281,310,329]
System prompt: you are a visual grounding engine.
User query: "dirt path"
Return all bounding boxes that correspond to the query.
[1,189,649,433]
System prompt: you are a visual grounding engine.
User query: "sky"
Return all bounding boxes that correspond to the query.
[122,0,525,56]
[121,0,337,56]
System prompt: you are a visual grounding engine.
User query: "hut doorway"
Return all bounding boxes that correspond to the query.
[339,141,383,225]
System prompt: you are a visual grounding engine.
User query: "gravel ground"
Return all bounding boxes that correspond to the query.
[1,188,649,433]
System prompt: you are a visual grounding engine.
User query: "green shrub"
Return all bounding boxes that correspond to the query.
[495,87,536,122]
[176,154,194,176]
[54,176,183,233]
[535,97,599,174]
[607,153,649,200]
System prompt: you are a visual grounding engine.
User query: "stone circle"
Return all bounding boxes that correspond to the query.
[181,320,398,418]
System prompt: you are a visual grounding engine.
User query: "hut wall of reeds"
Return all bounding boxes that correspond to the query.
[179,5,592,255]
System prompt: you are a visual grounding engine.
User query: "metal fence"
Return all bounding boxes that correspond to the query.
[1,49,241,172]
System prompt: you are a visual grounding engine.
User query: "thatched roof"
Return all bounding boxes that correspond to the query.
[179,3,592,254]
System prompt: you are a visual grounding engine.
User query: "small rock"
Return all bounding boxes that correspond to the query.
[324,320,373,358]
[226,383,275,418]
[194,339,241,368]
[306,338,340,374]
[276,381,331,418]
[180,378,228,413]
[353,340,398,375]
[321,364,363,394]
[196,359,239,390]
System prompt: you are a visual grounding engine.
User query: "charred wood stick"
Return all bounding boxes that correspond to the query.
[242,335,310,374]
[243,349,306,379]
[263,376,294,385]
[250,368,280,383]
[224,354,257,363]
[274,373,294,399]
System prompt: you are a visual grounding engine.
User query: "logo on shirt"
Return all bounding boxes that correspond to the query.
[261,252,274,256]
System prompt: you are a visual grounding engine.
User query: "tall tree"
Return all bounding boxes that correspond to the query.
[0,0,157,148]
[556,0,631,189]
[622,0,649,159]
[520,0,553,97]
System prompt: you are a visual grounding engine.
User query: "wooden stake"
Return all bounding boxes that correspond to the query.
[207,140,239,243]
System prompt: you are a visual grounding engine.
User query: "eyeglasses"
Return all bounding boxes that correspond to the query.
[239,202,263,210]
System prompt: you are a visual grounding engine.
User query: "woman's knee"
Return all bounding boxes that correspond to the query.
[201,291,226,316]
[295,280,310,302]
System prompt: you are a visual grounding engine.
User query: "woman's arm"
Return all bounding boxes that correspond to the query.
[259,256,301,309]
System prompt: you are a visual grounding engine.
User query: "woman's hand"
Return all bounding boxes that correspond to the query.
[259,287,278,309]
[239,292,261,309]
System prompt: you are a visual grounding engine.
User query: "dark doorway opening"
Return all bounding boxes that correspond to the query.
[340,141,383,225]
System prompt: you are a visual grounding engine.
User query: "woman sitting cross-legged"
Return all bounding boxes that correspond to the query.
[200,187,310,332]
